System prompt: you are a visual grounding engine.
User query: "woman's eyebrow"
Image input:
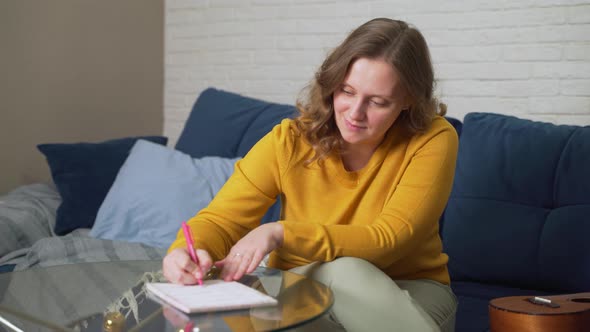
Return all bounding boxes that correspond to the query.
[341,83,394,100]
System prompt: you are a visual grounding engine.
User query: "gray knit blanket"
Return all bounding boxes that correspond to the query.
[0,183,165,271]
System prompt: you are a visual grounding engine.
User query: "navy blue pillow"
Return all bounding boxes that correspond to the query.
[175,88,297,159]
[38,136,168,235]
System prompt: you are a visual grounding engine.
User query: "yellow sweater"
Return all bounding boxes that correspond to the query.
[168,117,458,285]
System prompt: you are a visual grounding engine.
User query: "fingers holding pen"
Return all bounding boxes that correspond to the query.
[162,248,215,285]
[193,249,213,280]
[163,248,199,285]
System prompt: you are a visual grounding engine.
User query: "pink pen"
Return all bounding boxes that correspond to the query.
[181,221,203,285]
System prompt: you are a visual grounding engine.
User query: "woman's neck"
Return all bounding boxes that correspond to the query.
[340,144,378,172]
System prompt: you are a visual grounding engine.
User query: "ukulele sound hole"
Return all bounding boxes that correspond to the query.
[571,298,590,303]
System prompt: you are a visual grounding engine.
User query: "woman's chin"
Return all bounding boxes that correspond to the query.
[341,135,365,147]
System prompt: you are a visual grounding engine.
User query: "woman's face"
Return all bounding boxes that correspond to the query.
[333,57,407,154]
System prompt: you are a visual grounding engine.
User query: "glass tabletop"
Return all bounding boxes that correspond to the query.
[0,260,333,332]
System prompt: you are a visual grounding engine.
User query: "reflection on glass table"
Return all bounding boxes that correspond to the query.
[0,260,333,332]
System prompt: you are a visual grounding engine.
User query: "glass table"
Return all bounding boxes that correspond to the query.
[0,260,333,331]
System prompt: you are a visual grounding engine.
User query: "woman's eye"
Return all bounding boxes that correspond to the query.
[341,88,354,95]
[371,100,387,107]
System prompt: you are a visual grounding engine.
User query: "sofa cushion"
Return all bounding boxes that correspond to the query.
[90,140,239,248]
[443,113,590,292]
[175,87,297,158]
[38,136,168,235]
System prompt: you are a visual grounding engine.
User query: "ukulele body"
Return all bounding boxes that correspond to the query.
[489,292,590,332]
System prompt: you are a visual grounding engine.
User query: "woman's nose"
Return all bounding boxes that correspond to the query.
[348,99,366,120]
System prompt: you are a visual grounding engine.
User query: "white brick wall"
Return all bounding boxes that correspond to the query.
[164,0,590,145]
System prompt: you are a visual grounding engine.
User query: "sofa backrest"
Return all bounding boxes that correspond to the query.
[442,112,590,292]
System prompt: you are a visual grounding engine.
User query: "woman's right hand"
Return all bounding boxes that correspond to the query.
[162,247,213,285]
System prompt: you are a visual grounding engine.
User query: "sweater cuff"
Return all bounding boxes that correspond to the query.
[167,238,187,254]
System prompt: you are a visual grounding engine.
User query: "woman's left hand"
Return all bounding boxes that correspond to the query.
[216,222,284,281]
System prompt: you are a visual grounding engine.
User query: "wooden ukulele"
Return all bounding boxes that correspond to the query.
[489,293,590,332]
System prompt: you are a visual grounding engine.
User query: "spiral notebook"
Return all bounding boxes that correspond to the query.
[146,280,278,313]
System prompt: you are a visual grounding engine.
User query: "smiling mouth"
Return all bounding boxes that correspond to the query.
[345,119,365,130]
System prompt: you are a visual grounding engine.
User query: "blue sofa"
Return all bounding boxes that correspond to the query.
[178,88,590,332]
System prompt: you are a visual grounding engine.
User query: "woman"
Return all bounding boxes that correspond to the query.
[163,18,458,332]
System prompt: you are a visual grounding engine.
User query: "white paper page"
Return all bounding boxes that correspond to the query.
[146,280,278,314]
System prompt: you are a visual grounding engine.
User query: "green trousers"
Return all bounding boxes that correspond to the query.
[289,257,457,332]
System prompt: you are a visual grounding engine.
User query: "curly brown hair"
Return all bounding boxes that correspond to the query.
[294,18,446,164]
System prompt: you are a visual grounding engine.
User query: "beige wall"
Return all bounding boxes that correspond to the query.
[0,1,164,194]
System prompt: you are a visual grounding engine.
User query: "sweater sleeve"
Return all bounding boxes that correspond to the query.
[279,123,459,269]
[167,121,291,260]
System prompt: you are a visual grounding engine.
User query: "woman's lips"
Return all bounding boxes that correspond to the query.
[345,119,364,131]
